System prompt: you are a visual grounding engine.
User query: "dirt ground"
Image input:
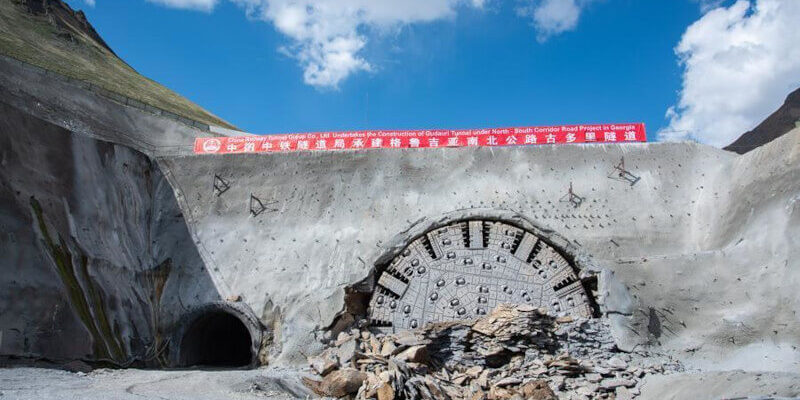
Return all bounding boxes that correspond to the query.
[0,366,311,400]
[2,366,799,399]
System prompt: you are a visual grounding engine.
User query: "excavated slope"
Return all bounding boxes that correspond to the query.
[158,127,800,371]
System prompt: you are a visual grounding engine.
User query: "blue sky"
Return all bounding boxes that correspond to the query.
[66,0,800,147]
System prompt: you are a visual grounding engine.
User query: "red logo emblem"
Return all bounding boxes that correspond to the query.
[202,138,222,153]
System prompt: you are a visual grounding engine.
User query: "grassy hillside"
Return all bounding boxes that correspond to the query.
[0,0,236,129]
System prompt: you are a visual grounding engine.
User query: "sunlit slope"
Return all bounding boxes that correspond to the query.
[0,0,235,129]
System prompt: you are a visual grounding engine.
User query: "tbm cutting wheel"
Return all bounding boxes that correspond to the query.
[367,220,592,333]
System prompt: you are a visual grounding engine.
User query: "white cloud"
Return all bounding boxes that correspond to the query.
[83,0,96,6]
[694,0,726,13]
[517,0,593,42]
[660,0,800,147]
[145,0,601,88]
[147,0,218,12]
[228,0,479,89]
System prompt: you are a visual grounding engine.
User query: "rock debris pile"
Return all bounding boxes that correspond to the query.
[304,304,683,399]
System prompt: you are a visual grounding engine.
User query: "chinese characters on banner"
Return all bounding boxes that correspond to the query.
[193,123,646,154]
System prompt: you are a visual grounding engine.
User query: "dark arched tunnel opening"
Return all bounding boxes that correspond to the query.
[178,311,253,367]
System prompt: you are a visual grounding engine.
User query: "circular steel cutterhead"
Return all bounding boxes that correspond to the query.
[367,220,592,332]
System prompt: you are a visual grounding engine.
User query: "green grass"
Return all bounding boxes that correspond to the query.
[0,1,236,129]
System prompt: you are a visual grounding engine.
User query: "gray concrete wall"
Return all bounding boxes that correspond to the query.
[1,53,798,373]
[157,128,800,370]
[610,129,800,372]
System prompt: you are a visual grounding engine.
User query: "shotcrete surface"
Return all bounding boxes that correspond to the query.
[639,370,800,399]
[0,100,220,363]
[159,128,800,370]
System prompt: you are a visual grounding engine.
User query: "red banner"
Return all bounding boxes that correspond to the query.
[194,123,646,154]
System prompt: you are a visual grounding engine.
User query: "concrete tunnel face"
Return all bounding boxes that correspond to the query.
[367,219,594,332]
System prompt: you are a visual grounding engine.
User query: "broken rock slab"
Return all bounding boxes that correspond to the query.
[308,349,339,376]
[306,304,684,399]
[303,368,367,398]
[599,378,636,391]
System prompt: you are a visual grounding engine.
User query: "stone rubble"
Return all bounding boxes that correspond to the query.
[303,304,683,399]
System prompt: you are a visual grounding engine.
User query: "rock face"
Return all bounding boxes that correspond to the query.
[0,100,221,365]
[18,0,115,54]
[725,87,800,154]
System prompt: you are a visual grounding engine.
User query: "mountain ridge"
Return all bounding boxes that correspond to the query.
[0,0,236,129]
[725,88,800,154]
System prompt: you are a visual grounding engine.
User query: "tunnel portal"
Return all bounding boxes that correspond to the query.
[368,220,593,332]
[178,310,253,367]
